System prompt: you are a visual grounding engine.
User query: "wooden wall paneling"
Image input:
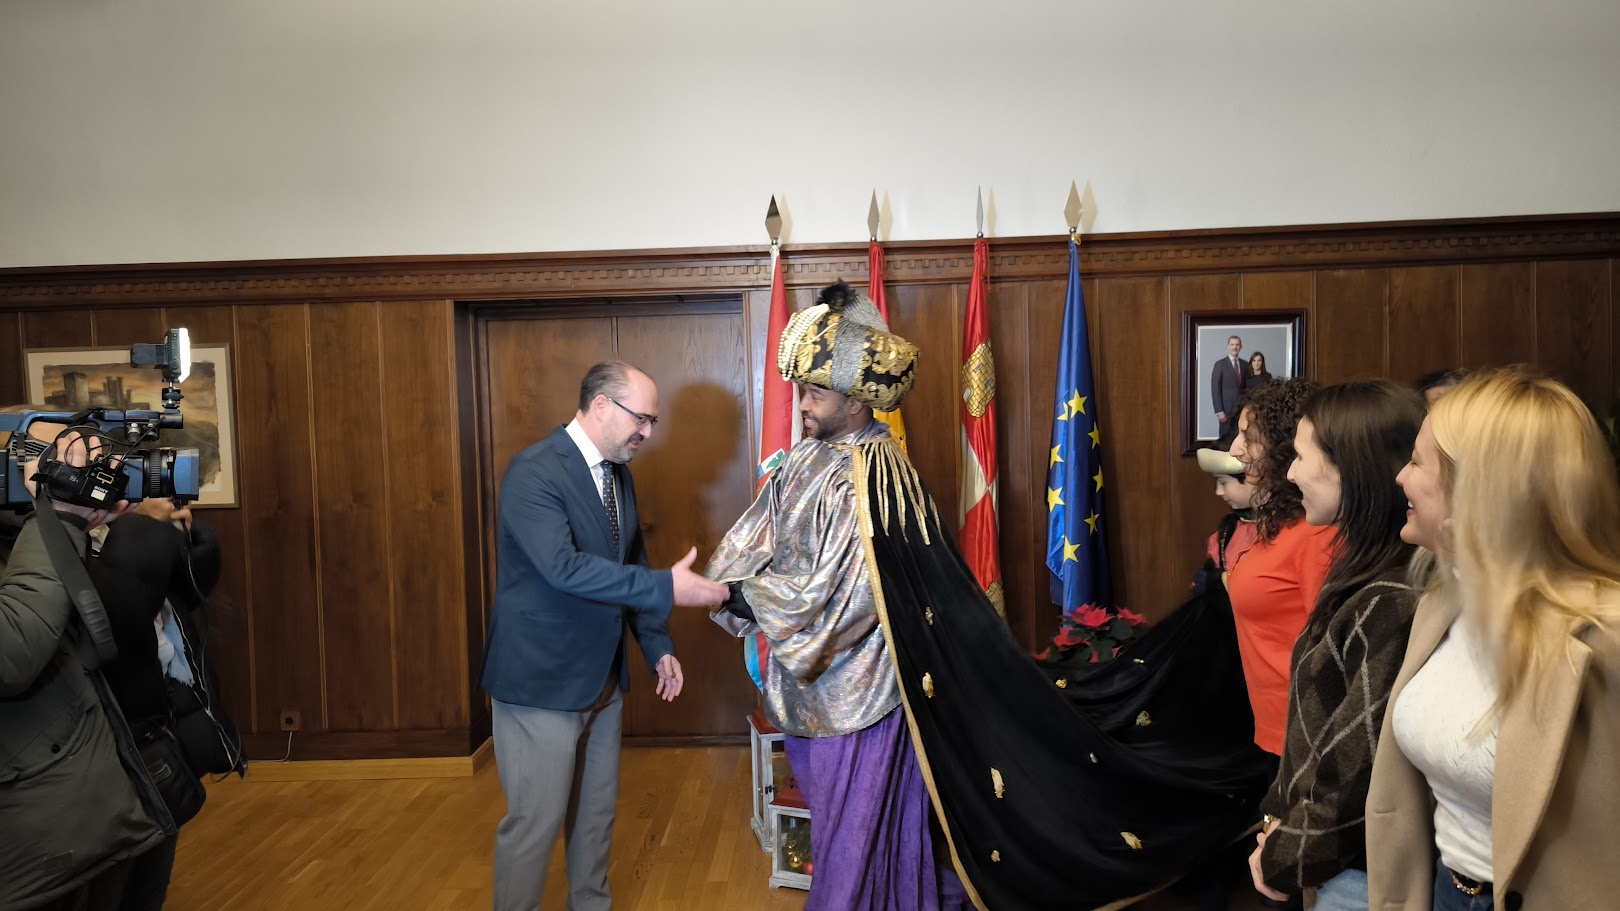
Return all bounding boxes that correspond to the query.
[1241,270,1316,382]
[483,317,615,496]
[1614,259,1619,402]
[22,310,92,353]
[986,281,1034,651]
[1314,270,1389,383]
[743,287,768,469]
[308,303,395,732]
[91,309,165,348]
[0,313,24,404]
[235,304,324,737]
[1241,272,1313,314]
[1387,267,1461,383]
[453,305,491,743]
[1535,260,1613,405]
[1459,263,1536,369]
[888,283,962,525]
[615,309,756,738]
[0,215,1613,760]
[1094,277,1171,620]
[1169,275,1243,591]
[380,300,469,733]
[238,728,470,761]
[1023,279,1069,651]
[164,306,254,733]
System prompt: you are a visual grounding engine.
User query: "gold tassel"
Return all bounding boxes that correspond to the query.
[991,768,1004,799]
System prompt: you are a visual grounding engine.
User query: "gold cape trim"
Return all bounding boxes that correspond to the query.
[852,439,989,911]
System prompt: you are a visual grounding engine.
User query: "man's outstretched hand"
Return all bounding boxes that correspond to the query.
[671,546,728,607]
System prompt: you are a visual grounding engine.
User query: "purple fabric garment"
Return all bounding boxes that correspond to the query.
[784,707,971,911]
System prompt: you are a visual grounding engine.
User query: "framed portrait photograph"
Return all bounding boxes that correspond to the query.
[1181,310,1306,454]
[25,343,239,507]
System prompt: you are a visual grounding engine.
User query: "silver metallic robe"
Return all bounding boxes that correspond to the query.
[705,422,901,737]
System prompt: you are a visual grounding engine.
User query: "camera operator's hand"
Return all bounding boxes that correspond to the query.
[22,430,130,529]
[132,498,193,532]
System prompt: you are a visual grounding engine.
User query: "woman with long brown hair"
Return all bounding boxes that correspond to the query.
[1247,381,1425,910]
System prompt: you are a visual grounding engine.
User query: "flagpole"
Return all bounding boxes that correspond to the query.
[959,186,1003,617]
[867,191,908,452]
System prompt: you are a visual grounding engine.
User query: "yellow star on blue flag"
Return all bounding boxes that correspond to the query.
[1046,238,1112,618]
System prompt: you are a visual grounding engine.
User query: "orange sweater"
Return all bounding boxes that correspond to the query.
[1226,521,1337,755]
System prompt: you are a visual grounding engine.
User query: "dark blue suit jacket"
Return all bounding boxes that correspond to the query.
[479,426,675,711]
[1210,355,1245,425]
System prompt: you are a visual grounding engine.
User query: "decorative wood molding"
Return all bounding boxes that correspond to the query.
[1,213,1615,310]
[240,737,495,781]
[240,728,476,761]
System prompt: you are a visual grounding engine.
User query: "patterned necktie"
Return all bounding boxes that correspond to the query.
[1234,357,1242,383]
[598,461,621,556]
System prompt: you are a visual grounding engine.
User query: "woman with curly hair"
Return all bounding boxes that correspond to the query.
[1225,378,1338,759]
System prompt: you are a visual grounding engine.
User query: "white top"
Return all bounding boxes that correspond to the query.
[1391,615,1499,884]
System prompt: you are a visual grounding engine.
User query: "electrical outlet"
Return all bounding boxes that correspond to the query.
[279,708,302,732]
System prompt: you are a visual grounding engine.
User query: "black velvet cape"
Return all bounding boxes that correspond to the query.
[853,441,1273,911]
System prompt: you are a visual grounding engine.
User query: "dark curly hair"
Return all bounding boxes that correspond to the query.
[1235,377,1318,542]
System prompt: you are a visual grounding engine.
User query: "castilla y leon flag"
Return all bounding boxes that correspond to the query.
[867,240,908,452]
[958,235,1003,616]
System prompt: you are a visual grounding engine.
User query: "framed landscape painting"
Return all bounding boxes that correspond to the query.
[25,343,239,507]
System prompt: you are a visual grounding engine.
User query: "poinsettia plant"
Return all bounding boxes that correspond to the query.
[1038,603,1147,665]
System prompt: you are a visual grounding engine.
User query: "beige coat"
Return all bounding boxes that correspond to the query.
[1366,593,1620,911]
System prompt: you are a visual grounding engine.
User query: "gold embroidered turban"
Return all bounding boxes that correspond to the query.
[777,281,918,412]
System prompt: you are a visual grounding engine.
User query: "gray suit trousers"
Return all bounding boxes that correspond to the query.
[492,690,622,911]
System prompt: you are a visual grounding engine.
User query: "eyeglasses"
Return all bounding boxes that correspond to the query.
[609,398,659,429]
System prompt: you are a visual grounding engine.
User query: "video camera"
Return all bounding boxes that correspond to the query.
[0,328,201,509]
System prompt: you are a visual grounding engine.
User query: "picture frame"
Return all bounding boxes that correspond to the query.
[1181,310,1306,455]
[25,343,239,508]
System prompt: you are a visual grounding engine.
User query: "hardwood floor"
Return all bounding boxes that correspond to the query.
[168,746,1268,910]
[169,746,806,911]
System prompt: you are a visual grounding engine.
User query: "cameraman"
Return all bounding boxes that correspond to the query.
[1,431,174,910]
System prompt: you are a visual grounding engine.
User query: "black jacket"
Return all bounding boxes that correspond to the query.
[0,513,172,909]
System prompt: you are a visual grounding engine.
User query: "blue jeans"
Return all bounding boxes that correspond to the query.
[1311,868,1368,911]
[1433,864,1495,911]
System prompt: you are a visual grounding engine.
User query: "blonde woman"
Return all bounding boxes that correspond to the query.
[1367,369,1620,910]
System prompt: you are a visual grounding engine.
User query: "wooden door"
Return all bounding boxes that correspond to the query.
[480,303,758,739]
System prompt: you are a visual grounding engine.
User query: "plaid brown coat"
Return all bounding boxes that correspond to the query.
[1258,568,1418,892]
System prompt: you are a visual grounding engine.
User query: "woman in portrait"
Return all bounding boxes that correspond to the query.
[1246,351,1274,388]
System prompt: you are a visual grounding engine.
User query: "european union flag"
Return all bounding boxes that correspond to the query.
[1045,238,1112,618]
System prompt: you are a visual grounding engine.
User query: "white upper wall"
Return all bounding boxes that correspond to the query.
[2,0,1616,267]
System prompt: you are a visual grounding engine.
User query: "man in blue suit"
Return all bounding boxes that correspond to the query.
[481,361,728,911]
[1210,333,1246,436]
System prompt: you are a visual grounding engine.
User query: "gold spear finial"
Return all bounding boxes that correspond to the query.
[1064,181,1083,245]
[766,195,782,247]
[867,191,880,242]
